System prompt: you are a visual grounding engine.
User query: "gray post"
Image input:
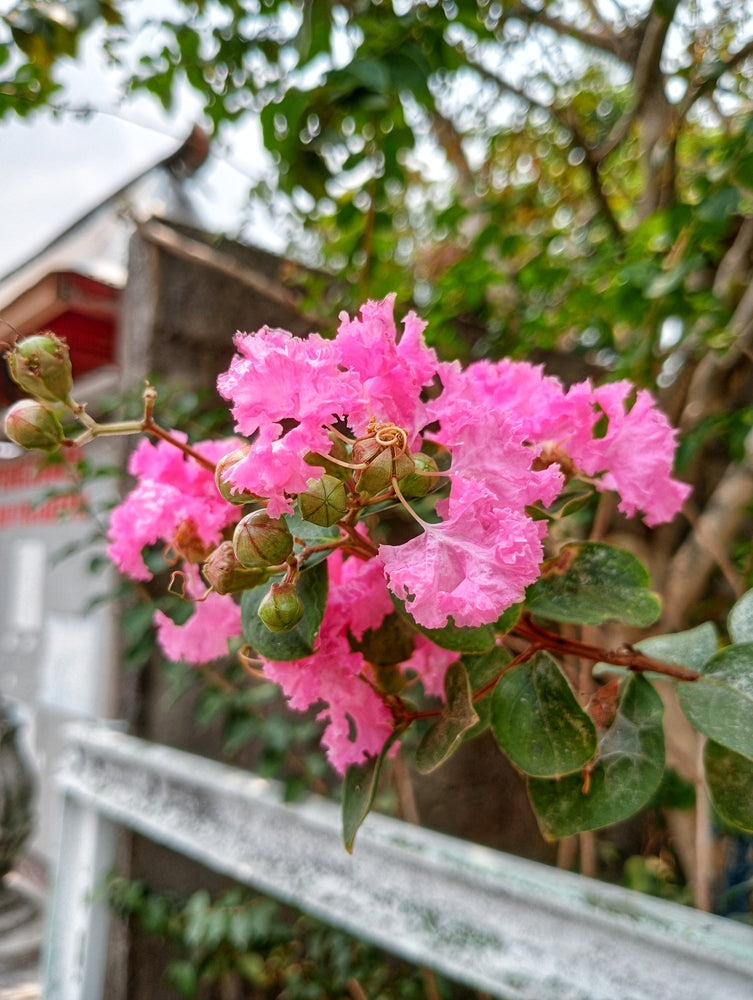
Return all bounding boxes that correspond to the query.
[42,769,117,1000]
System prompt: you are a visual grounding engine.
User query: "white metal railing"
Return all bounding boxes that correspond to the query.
[43,722,753,1000]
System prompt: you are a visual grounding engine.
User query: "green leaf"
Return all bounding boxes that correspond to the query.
[463,645,512,692]
[678,643,753,761]
[167,960,198,996]
[524,542,661,627]
[342,732,401,853]
[704,740,753,833]
[491,652,598,777]
[728,588,753,644]
[526,488,595,522]
[351,611,416,666]
[461,646,512,740]
[391,597,496,652]
[495,602,522,634]
[595,622,719,682]
[241,561,328,661]
[283,509,340,569]
[414,662,479,774]
[635,622,718,672]
[528,676,665,839]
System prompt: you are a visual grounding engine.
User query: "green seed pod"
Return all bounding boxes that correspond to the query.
[233,510,294,568]
[214,446,259,504]
[357,448,415,497]
[3,399,64,452]
[351,434,383,467]
[397,451,438,499]
[258,581,304,633]
[297,474,348,526]
[6,332,74,404]
[355,447,391,496]
[202,541,270,595]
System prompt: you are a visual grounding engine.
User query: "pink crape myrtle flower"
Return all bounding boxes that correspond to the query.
[426,362,563,509]
[380,477,547,630]
[260,551,396,771]
[215,296,442,513]
[154,564,242,664]
[567,382,691,526]
[402,636,459,698]
[334,293,440,439]
[216,326,361,512]
[261,550,460,771]
[439,357,690,527]
[107,435,240,581]
[261,618,393,773]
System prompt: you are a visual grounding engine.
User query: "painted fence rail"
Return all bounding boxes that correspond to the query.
[44,722,753,1000]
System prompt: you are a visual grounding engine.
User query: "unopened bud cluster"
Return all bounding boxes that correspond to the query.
[3,333,74,452]
[6,332,73,404]
[212,422,440,634]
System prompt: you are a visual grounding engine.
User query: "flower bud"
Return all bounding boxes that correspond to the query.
[202,541,270,595]
[257,581,304,633]
[214,446,259,504]
[173,519,212,564]
[233,509,294,568]
[3,399,64,451]
[297,473,348,526]
[6,332,73,404]
[397,451,438,499]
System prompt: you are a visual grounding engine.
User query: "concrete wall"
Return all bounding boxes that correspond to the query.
[0,439,120,862]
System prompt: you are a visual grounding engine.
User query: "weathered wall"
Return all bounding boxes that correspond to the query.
[110,222,316,1000]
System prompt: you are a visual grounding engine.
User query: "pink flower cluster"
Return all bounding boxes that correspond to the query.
[106,294,690,772]
[261,552,457,772]
[107,434,240,581]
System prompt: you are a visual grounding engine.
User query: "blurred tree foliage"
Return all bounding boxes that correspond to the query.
[3,0,753,610]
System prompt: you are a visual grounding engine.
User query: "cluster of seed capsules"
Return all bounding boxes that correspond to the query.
[207,422,441,633]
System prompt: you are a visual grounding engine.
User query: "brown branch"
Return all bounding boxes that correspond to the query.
[682,256,753,431]
[677,38,753,122]
[145,421,217,472]
[456,44,623,240]
[512,616,700,682]
[593,0,680,166]
[499,3,630,62]
[432,109,475,192]
[662,438,753,632]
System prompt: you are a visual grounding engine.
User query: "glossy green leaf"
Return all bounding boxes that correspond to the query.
[678,643,753,761]
[528,676,665,839]
[461,646,512,740]
[352,611,417,667]
[414,662,479,774]
[284,509,340,569]
[704,740,753,833]
[524,542,661,627]
[635,622,718,672]
[491,652,597,777]
[495,602,522,634]
[463,645,512,692]
[728,588,753,644]
[526,488,594,522]
[392,598,496,653]
[241,561,328,661]
[342,732,401,853]
[594,622,719,681]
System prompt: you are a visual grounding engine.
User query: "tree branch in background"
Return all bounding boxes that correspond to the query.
[678,37,753,122]
[662,434,753,631]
